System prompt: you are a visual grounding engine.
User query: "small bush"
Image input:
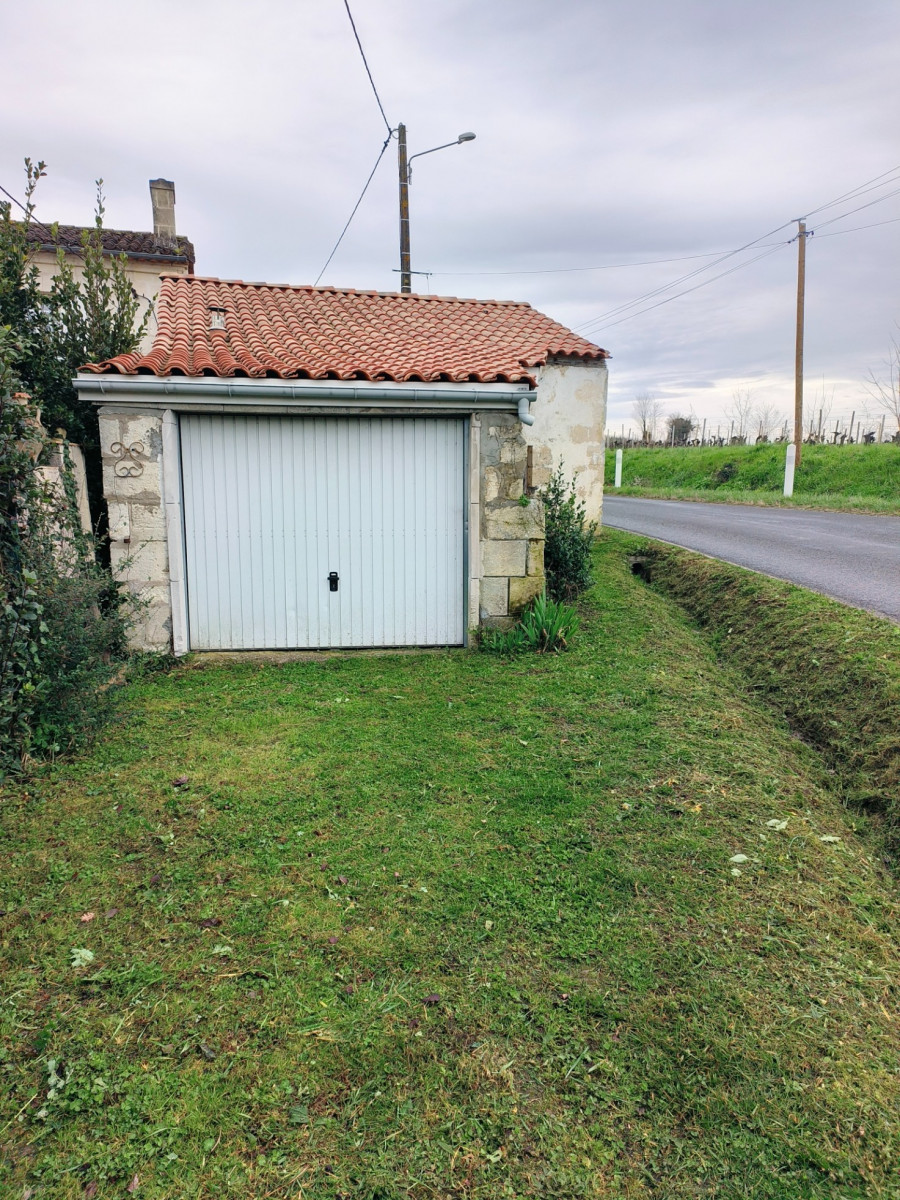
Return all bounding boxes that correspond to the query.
[480,591,578,655]
[542,465,597,601]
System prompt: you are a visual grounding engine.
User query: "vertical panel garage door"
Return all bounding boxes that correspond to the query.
[180,415,466,650]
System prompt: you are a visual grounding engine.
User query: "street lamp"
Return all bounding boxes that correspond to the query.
[397,125,476,293]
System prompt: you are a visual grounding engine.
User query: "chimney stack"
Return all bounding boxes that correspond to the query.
[149,179,177,252]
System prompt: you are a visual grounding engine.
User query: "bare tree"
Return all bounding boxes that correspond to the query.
[806,380,834,441]
[865,334,900,436]
[753,403,780,442]
[726,387,754,442]
[632,392,663,444]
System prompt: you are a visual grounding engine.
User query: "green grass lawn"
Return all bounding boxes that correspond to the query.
[604,444,900,512]
[2,537,899,1198]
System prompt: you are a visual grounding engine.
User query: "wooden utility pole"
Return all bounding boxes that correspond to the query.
[794,219,809,466]
[398,124,411,293]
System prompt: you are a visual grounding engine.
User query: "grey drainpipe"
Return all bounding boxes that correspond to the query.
[517,395,535,425]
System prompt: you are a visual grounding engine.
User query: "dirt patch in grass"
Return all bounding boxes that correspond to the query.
[1,538,899,1198]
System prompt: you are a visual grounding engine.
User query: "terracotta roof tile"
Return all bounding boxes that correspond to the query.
[81,276,608,384]
[22,222,195,265]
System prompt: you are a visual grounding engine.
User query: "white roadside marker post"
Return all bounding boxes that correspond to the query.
[784,443,796,497]
[615,448,623,489]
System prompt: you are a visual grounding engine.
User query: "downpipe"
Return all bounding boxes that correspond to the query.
[517,396,535,426]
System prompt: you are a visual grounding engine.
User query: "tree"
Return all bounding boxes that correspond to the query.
[806,380,833,441]
[632,392,663,444]
[726,387,754,442]
[753,402,780,442]
[865,334,900,437]
[0,160,148,511]
[665,413,695,446]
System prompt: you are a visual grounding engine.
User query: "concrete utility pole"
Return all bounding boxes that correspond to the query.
[794,219,810,467]
[398,124,412,293]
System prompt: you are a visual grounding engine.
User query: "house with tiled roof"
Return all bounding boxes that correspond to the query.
[28,180,194,353]
[75,275,609,654]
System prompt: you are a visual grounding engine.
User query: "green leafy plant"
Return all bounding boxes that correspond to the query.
[0,328,132,772]
[542,464,597,601]
[1,160,148,515]
[480,590,578,655]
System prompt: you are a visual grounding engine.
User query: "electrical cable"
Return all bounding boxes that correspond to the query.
[574,220,794,333]
[314,134,393,286]
[810,185,900,232]
[804,164,900,219]
[341,0,392,135]
[575,165,900,338]
[812,214,900,238]
[588,244,788,335]
[0,181,87,262]
[425,249,741,277]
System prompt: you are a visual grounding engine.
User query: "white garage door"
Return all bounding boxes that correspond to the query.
[180,415,466,650]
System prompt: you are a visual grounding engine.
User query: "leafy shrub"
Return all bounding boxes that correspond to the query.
[0,330,132,771]
[542,464,597,601]
[480,591,579,655]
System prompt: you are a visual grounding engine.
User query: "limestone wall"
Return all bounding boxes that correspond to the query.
[98,408,172,651]
[476,413,545,629]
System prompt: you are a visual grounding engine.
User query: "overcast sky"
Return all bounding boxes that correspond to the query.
[3,0,898,435]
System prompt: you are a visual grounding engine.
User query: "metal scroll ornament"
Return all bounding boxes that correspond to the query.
[111,440,145,478]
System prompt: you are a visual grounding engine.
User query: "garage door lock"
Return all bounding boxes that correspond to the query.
[328,571,340,592]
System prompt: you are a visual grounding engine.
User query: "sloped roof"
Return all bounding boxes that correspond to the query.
[23,222,195,265]
[80,275,608,384]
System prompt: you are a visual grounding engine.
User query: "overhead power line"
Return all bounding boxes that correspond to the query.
[574,166,900,338]
[574,220,794,335]
[810,185,900,232]
[314,134,393,286]
[814,214,900,238]
[587,244,789,335]
[341,0,392,135]
[426,249,746,278]
[804,164,900,219]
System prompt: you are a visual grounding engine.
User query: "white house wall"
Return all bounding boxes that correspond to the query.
[32,252,189,353]
[525,358,608,525]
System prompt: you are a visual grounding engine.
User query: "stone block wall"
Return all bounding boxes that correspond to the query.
[477,414,545,628]
[99,408,172,651]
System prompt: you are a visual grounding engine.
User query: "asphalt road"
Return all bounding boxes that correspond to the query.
[602,497,900,623]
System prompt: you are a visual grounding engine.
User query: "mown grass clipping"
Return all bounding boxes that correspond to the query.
[631,534,900,842]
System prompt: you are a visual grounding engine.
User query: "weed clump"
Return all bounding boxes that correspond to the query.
[480,591,578,655]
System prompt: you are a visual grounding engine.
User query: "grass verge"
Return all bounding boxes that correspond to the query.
[628,534,900,844]
[1,536,899,1198]
[605,444,900,513]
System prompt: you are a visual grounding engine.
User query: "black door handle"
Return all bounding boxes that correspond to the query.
[328,571,339,592]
